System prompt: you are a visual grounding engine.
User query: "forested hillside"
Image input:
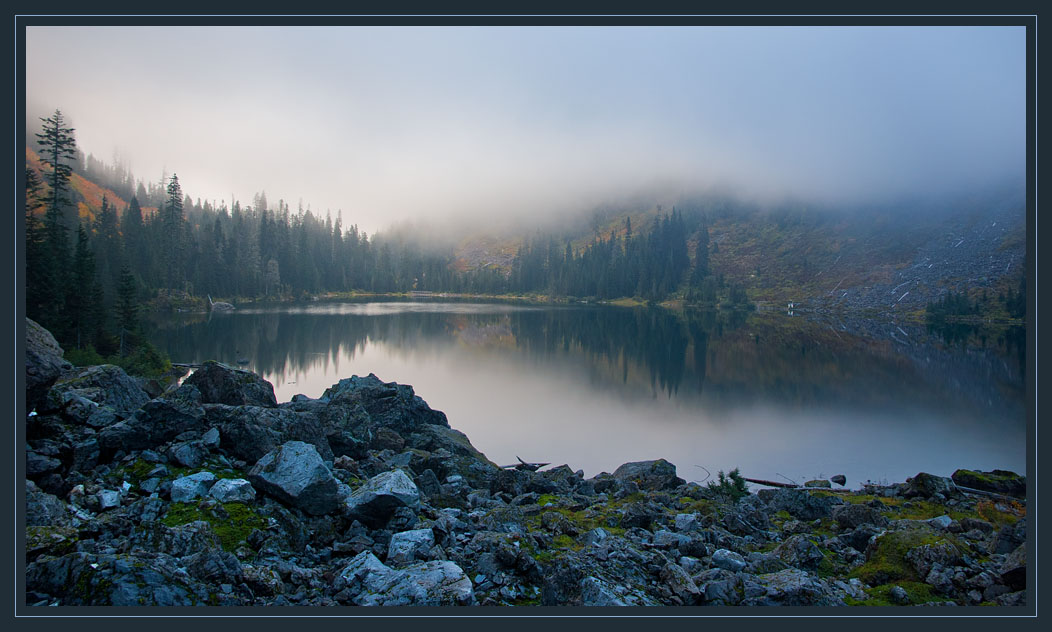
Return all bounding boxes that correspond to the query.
[24,110,1026,361]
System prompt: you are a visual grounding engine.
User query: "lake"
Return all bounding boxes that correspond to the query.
[145,299,1027,487]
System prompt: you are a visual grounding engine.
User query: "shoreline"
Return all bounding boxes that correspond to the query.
[25,318,1028,608]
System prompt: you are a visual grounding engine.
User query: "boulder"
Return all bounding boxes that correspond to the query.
[25,318,73,411]
[322,374,449,436]
[248,441,340,515]
[758,488,842,521]
[204,404,332,463]
[905,540,962,578]
[46,364,150,423]
[335,551,474,606]
[830,474,847,486]
[831,503,888,529]
[580,576,628,606]
[97,385,207,457]
[25,552,211,606]
[991,520,1026,554]
[804,479,831,488]
[711,548,747,572]
[184,360,277,407]
[208,478,257,503]
[171,472,218,503]
[25,481,69,527]
[611,459,684,491]
[169,442,206,469]
[903,472,960,499]
[741,568,843,606]
[344,469,421,527]
[660,562,701,604]
[387,528,436,566]
[773,534,826,570]
[999,543,1026,591]
[950,469,1026,499]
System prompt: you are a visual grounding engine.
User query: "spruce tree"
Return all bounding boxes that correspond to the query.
[35,110,77,313]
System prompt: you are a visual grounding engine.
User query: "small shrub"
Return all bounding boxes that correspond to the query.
[707,467,750,501]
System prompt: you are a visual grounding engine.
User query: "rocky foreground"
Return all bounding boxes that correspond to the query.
[24,319,1027,607]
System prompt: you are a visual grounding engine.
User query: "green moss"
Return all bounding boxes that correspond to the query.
[161,501,265,552]
[845,581,937,606]
[848,529,957,586]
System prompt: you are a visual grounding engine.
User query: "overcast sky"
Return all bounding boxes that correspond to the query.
[26,25,1025,235]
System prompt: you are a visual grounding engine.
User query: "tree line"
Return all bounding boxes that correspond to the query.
[25,109,749,359]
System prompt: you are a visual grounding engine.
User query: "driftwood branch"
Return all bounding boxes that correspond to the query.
[743,477,798,488]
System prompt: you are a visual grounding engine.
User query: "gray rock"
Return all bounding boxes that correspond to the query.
[831,474,847,486]
[652,530,691,550]
[906,540,962,578]
[25,318,73,411]
[169,442,206,469]
[321,373,449,434]
[171,472,218,503]
[674,512,701,532]
[25,552,210,606]
[335,551,474,606]
[580,576,628,606]
[344,469,420,527]
[804,479,831,488]
[991,520,1026,554]
[202,427,221,448]
[832,503,889,529]
[611,459,684,491]
[711,548,747,572]
[927,515,953,529]
[387,528,436,566]
[248,441,339,515]
[97,490,121,510]
[660,562,701,603]
[26,482,69,527]
[773,534,826,570]
[999,543,1026,591]
[47,364,150,423]
[208,478,257,503]
[97,385,207,458]
[184,360,278,407]
[203,404,332,463]
[889,585,911,604]
[759,487,842,521]
[26,452,62,477]
[742,568,843,606]
[904,472,960,499]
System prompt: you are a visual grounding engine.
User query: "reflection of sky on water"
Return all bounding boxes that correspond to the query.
[150,301,1026,485]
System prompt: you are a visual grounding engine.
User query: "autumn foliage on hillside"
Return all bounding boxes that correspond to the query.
[26,147,129,224]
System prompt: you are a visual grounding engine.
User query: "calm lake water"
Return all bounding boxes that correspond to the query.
[146,299,1027,487]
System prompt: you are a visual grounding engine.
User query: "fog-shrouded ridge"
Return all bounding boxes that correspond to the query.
[26,25,1024,236]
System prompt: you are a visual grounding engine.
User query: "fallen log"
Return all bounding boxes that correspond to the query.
[954,485,1025,502]
[500,456,550,472]
[743,477,797,488]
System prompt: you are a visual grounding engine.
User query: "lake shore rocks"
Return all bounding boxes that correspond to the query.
[22,322,1028,608]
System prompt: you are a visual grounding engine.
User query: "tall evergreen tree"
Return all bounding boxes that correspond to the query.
[35,110,77,306]
[162,174,184,289]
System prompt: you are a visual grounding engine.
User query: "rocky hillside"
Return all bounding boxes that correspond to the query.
[24,319,1027,608]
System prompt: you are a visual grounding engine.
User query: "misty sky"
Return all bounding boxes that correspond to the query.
[26,26,1025,235]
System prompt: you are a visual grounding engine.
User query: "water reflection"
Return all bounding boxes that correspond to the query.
[146,300,1026,482]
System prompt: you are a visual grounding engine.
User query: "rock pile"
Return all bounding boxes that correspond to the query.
[23,319,1027,608]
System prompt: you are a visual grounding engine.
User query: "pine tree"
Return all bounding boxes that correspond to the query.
[162,174,184,289]
[35,110,77,312]
[67,223,99,349]
[115,265,139,355]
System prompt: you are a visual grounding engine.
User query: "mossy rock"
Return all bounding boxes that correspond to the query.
[850,527,962,586]
[161,501,266,552]
[951,469,1025,498]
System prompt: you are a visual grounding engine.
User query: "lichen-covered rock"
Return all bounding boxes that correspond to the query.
[248,441,339,515]
[773,534,826,570]
[905,540,962,578]
[344,469,420,527]
[25,318,72,412]
[611,459,684,491]
[322,373,449,435]
[25,552,211,606]
[580,576,628,606]
[184,360,277,407]
[711,548,747,572]
[999,543,1026,591]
